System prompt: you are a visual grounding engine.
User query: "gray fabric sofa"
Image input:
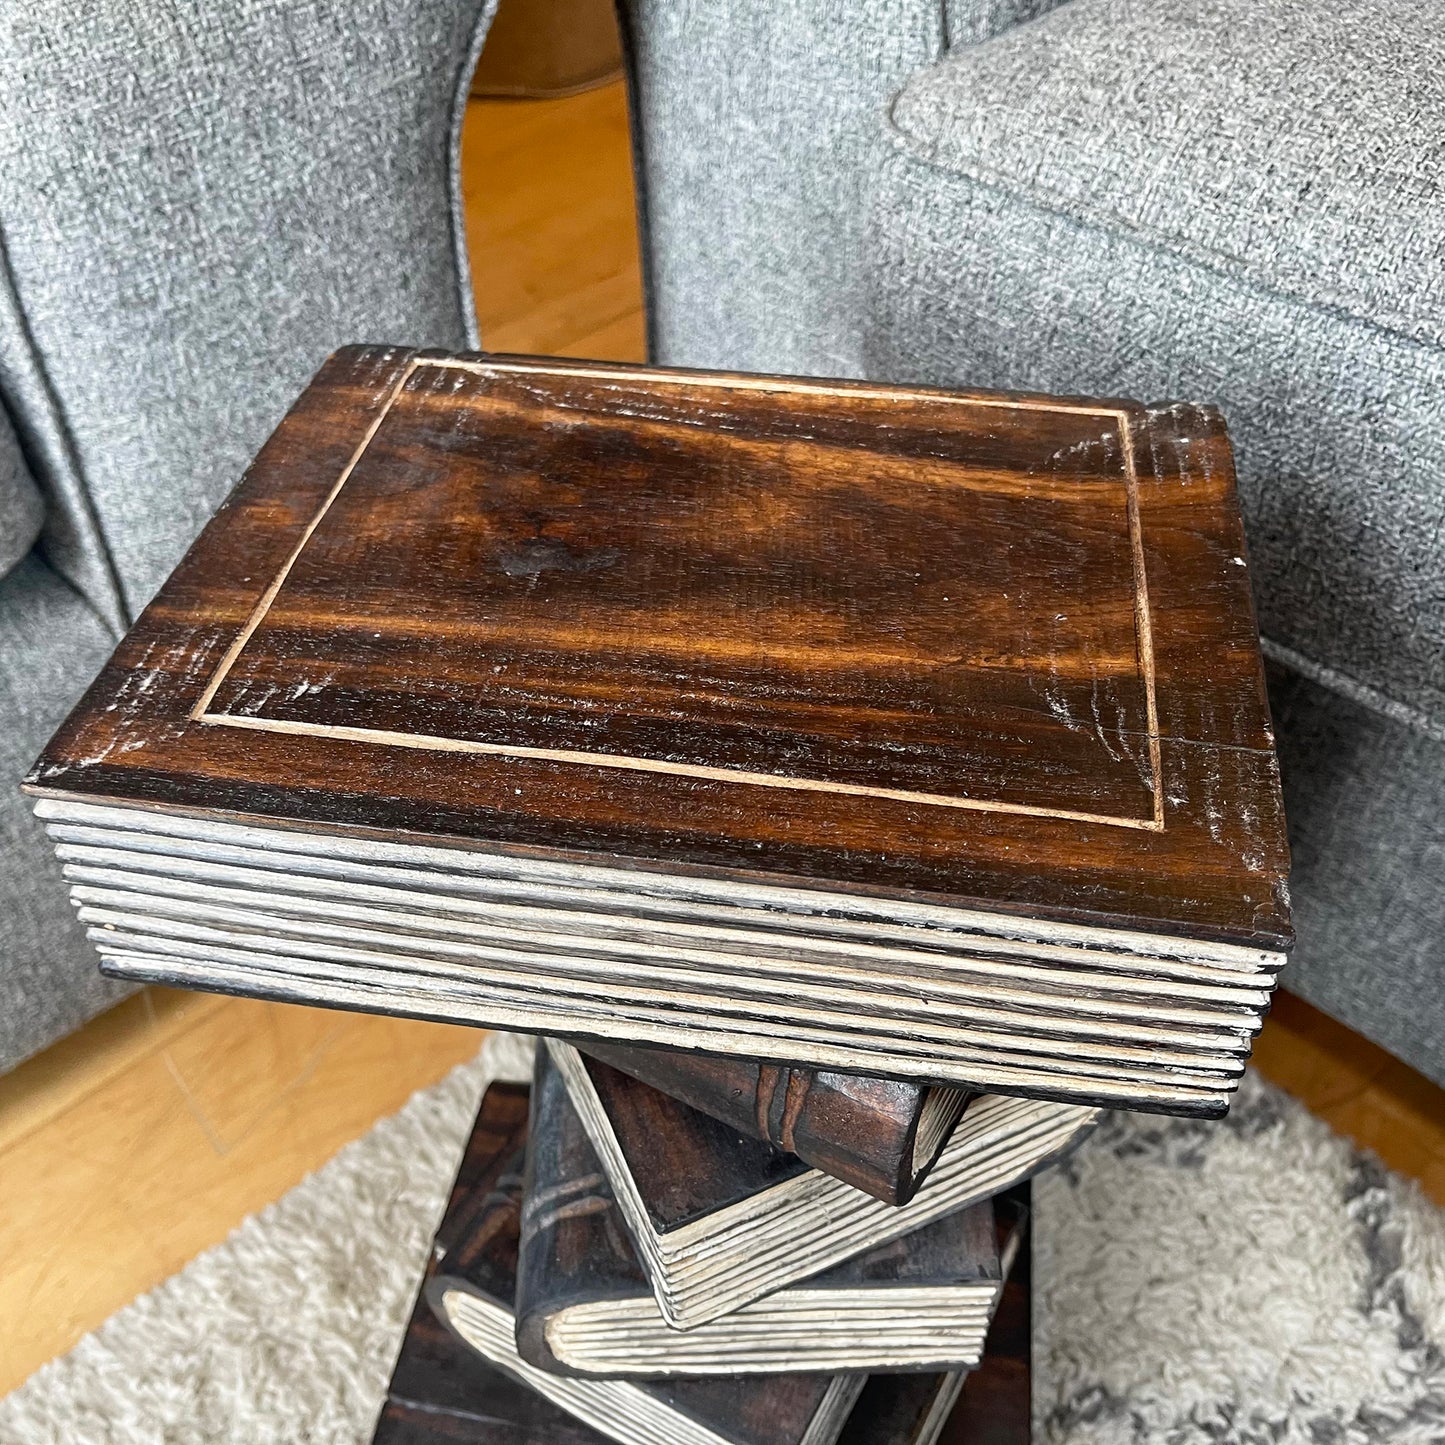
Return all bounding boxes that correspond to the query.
[621,0,1445,1088]
[0,0,496,1071]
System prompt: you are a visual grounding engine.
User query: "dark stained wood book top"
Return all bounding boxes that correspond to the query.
[28,346,1290,947]
[513,1048,1001,1379]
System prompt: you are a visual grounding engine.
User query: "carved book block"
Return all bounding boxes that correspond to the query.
[836,1205,1033,1445]
[373,1076,1020,1445]
[533,1041,1067,1330]
[511,1044,1022,1372]
[381,1078,863,1445]
[834,1375,971,1445]
[27,347,1291,1115]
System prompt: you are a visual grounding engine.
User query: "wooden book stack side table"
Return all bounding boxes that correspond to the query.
[25,348,1290,1444]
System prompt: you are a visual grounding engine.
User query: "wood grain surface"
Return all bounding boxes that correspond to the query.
[835,1374,969,1445]
[43,793,1277,1114]
[575,1050,810,1232]
[28,346,1290,949]
[938,1186,1032,1445]
[376,1078,1023,1445]
[530,1040,1075,1330]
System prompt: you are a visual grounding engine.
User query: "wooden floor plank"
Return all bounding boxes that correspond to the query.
[464,83,644,359]
[0,988,222,1157]
[0,991,480,1394]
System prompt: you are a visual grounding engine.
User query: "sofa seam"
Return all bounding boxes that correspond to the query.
[1260,638,1444,747]
[0,428,44,580]
[34,546,125,645]
[447,0,504,351]
[0,222,128,637]
[882,101,1445,363]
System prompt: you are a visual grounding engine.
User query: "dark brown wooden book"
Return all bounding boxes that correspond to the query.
[377,1303,967,1445]
[513,1044,1013,1375]
[834,1198,1032,1445]
[376,1312,990,1445]
[28,347,1291,1116]
[835,1375,971,1445]
[372,1070,1029,1445]
[377,1173,1030,1445]
[938,1188,1033,1445]
[576,1041,969,1205]
[544,1039,1088,1327]
[373,1292,612,1445]
[380,1076,863,1445]
[376,1318,994,1445]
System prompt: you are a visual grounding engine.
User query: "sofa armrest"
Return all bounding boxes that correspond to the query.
[0,0,496,622]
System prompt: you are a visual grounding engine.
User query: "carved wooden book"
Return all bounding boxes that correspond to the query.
[374,1082,615,1445]
[576,1041,968,1205]
[524,1041,1052,1333]
[377,1313,978,1445]
[28,346,1291,1115]
[835,1375,971,1445]
[833,1196,1033,1445]
[372,1077,1031,1445]
[515,1044,1016,1375]
[387,1078,864,1445]
[935,1192,1033,1445]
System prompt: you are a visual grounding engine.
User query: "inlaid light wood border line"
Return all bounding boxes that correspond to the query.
[191,358,423,724]
[193,357,1165,832]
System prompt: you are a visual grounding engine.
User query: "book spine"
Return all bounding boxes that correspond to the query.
[434,1082,532,1259]
[428,1136,531,1309]
[512,1050,640,1377]
[578,1041,927,1204]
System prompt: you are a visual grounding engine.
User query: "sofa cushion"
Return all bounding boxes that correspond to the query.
[877,0,1445,736]
[0,405,43,578]
[893,0,1445,353]
[621,0,953,381]
[0,553,131,1074]
[622,0,1076,383]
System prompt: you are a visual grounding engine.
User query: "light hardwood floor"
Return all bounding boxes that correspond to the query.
[459,80,645,363]
[3,78,1443,1401]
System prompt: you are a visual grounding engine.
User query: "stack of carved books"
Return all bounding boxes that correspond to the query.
[27,349,1291,1443]
[372,1039,1052,1445]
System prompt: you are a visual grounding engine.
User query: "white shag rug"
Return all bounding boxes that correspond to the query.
[2,1036,1441,1445]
